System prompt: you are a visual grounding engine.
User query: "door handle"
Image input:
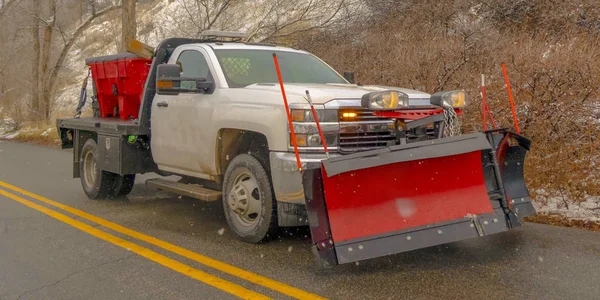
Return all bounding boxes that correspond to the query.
[157,101,168,108]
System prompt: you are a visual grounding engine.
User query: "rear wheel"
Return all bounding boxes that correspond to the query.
[223,154,277,243]
[111,174,136,197]
[80,139,116,199]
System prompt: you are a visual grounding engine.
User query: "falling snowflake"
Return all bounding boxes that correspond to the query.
[218,228,225,235]
[287,246,293,252]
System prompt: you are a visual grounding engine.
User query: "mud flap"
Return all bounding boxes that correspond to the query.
[303,132,535,267]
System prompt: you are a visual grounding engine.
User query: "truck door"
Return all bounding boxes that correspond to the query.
[151,48,216,178]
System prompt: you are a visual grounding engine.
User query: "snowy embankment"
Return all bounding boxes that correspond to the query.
[534,197,600,222]
[0,119,18,139]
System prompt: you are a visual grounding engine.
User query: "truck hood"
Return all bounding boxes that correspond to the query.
[243,83,432,107]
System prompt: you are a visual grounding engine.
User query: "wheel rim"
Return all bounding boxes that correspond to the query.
[83,150,97,188]
[227,170,262,227]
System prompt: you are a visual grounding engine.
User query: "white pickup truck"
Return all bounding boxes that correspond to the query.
[58,36,438,243]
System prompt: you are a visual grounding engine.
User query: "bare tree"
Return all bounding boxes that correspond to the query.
[250,0,357,43]
[31,0,41,115]
[38,0,57,120]
[25,1,121,122]
[155,0,361,43]
[121,0,136,51]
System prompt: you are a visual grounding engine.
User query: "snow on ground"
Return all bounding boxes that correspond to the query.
[0,119,18,139]
[533,196,600,222]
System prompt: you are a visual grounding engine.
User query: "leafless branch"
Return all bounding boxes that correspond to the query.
[260,0,347,42]
[0,0,18,20]
[47,5,121,103]
[206,0,231,30]
[179,0,202,34]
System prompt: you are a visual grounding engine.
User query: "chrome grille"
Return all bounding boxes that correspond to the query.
[339,131,395,151]
[338,109,395,151]
[335,109,443,152]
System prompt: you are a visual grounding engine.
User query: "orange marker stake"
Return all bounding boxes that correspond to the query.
[273,54,302,171]
[501,64,521,134]
[481,74,488,130]
[480,74,498,130]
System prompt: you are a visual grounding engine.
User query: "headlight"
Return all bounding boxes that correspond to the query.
[292,133,338,147]
[430,90,467,108]
[290,109,338,122]
[361,90,409,110]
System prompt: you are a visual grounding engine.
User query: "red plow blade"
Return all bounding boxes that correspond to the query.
[302,130,535,267]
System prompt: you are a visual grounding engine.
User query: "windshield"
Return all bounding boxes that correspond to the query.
[213,49,347,88]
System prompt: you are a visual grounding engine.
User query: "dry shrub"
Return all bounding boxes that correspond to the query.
[296,0,600,204]
[10,122,60,146]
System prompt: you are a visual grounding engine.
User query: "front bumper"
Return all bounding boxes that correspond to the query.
[271,151,339,227]
[269,151,337,205]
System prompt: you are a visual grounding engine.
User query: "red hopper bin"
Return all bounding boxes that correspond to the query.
[85,53,152,120]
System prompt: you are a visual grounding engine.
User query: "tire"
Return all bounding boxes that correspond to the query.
[79,139,117,199]
[222,154,277,243]
[111,174,136,197]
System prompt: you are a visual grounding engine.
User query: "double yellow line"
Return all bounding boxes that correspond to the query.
[0,181,325,300]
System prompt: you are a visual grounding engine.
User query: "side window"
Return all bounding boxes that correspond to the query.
[176,50,212,90]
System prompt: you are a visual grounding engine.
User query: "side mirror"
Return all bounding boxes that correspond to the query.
[156,64,215,95]
[343,71,355,84]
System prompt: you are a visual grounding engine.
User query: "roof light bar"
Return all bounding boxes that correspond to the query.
[200,30,248,41]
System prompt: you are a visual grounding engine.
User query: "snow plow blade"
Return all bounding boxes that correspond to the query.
[302,130,535,267]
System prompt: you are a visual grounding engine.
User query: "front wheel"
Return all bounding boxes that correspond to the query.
[222,154,277,243]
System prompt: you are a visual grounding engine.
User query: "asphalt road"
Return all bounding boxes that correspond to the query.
[0,141,599,300]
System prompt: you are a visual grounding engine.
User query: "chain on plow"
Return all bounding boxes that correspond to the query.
[443,105,461,137]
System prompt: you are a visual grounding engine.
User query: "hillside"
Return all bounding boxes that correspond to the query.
[1,0,598,221]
